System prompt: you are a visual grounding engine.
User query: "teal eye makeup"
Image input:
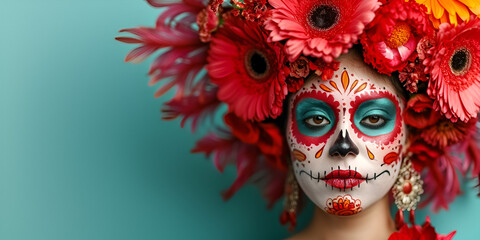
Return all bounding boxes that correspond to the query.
[353,98,397,136]
[295,98,335,137]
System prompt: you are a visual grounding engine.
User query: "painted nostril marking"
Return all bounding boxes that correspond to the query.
[329,130,359,157]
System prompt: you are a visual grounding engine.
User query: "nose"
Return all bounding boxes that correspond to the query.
[329,130,359,157]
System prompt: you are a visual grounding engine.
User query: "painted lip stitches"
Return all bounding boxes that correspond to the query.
[322,170,365,189]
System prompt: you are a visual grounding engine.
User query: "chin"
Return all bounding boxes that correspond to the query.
[294,161,400,216]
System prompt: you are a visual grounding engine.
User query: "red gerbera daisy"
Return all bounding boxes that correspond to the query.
[207,16,288,121]
[362,0,434,74]
[421,117,477,148]
[424,16,480,122]
[265,0,380,62]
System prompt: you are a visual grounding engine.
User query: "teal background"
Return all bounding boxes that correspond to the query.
[1,1,479,239]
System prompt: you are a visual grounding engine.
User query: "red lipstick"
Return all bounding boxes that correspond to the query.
[322,170,365,189]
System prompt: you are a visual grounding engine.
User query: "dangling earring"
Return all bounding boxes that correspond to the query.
[280,166,299,231]
[392,157,424,229]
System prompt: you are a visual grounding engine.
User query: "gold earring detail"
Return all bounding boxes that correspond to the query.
[392,157,424,228]
[280,167,299,231]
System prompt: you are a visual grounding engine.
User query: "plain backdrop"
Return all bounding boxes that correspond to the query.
[1,1,479,239]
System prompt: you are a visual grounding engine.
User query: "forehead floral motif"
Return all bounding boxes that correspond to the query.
[117,0,480,229]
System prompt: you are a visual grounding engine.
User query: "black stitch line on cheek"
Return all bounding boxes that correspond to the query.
[366,170,390,180]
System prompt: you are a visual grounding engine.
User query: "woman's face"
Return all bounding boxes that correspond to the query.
[286,53,406,216]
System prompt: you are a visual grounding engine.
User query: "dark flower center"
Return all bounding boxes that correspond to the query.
[309,5,339,30]
[449,48,471,76]
[245,49,271,82]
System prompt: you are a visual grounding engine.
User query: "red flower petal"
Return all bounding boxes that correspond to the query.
[425,16,480,122]
[362,0,433,74]
[404,94,441,129]
[207,16,288,121]
[265,0,379,62]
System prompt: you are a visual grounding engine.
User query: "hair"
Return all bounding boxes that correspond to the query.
[389,71,409,103]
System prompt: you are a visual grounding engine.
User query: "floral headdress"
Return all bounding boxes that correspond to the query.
[117,0,480,235]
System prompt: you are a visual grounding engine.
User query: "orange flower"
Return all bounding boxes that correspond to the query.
[415,0,480,28]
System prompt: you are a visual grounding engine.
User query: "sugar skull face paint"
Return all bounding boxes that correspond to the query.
[286,52,406,215]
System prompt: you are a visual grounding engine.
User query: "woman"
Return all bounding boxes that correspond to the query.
[285,51,406,239]
[117,0,480,238]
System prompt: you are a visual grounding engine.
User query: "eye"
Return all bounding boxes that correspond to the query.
[360,115,386,129]
[295,98,336,137]
[304,115,331,128]
[353,98,397,136]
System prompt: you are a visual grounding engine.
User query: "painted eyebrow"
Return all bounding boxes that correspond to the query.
[296,98,333,115]
[357,98,395,109]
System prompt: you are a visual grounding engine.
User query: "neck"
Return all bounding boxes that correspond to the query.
[296,195,395,240]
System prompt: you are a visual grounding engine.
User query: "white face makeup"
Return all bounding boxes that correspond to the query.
[286,52,406,216]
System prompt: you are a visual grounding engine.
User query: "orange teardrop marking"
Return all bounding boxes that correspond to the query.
[354,82,368,94]
[349,80,358,93]
[329,81,340,92]
[366,147,375,160]
[315,146,325,158]
[341,71,349,91]
[320,84,332,92]
[293,149,307,162]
